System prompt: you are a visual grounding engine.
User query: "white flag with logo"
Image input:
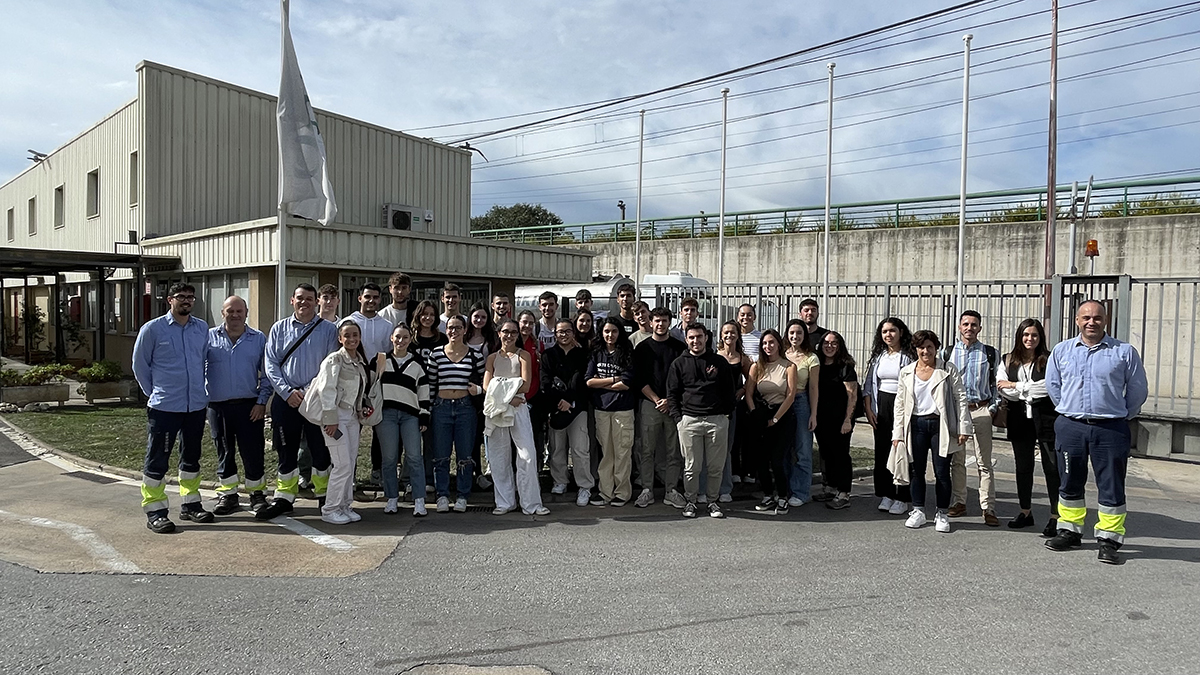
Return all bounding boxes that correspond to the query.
[277,0,337,226]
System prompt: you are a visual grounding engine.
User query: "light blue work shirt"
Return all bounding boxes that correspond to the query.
[206,324,270,405]
[132,312,210,413]
[263,313,339,398]
[1045,334,1148,420]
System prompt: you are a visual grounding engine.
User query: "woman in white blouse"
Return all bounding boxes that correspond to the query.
[996,318,1060,535]
[863,317,915,515]
[892,330,972,533]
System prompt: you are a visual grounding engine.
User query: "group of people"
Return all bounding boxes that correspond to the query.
[132,273,1147,564]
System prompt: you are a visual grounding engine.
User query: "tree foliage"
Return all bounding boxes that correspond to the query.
[471,203,564,233]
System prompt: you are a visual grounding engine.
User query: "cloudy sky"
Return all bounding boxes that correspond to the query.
[2,0,1198,224]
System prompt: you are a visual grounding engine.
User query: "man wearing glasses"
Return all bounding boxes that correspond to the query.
[132,283,214,533]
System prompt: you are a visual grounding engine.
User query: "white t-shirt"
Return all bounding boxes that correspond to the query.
[377,304,408,330]
[538,321,558,353]
[741,329,762,362]
[876,352,903,394]
[914,375,938,416]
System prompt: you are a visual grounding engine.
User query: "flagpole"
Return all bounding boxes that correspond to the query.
[277,0,290,318]
[822,63,835,311]
[956,34,972,317]
[634,109,645,289]
[717,88,729,325]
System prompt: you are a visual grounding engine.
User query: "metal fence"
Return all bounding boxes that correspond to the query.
[650,275,1200,422]
[473,175,1200,246]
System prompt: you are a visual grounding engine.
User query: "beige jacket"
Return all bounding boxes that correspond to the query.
[888,360,974,483]
[302,349,367,426]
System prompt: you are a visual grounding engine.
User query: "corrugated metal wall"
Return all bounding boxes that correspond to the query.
[138,62,471,239]
[0,101,141,252]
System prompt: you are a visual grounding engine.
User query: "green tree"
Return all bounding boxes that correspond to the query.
[470,203,565,243]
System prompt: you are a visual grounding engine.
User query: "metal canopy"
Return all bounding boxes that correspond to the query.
[0,247,179,278]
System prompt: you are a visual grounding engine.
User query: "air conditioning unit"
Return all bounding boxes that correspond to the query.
[382,203,427,232]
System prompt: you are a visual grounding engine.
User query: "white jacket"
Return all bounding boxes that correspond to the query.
[483,376,525,435]
[301,349,367,426]
[888,360,974,485]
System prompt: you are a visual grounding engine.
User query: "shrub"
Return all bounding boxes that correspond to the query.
[76,360,124,383]
[1,364,75,387]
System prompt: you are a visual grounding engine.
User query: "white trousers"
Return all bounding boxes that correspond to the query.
[485,404,544,513]
[322,408,360,516]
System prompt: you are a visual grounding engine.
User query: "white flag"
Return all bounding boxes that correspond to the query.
[277,0,337,226]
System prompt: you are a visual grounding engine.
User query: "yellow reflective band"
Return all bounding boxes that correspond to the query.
[1096,511,1126,540]
[1058,503,1087,531]
[141,481,168,511]
[216,473,241,493]
[275,473,300,501]
[311,470,329,497]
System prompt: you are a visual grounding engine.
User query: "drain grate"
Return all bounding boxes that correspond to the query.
[61,471,120,484]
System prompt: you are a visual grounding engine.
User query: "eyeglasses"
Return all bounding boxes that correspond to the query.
[446,325,464,332]
[499,329,518,335]
[172,294,195,301]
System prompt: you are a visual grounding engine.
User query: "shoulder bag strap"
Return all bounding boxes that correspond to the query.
[279,317,324,368]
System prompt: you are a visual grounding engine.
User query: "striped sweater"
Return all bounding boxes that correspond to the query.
[426,346,486,397]
[379,352,431,422]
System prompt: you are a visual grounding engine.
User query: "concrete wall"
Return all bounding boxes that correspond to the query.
[573,214,1200,283]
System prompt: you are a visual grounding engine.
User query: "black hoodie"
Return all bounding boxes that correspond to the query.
[665,349,736,422]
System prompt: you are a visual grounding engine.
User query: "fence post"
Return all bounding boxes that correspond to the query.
[1115,274,1132,342]
[895,203,900,228]
[1123,187,1129,217]
[1037,194,1044,221]
[734,214,739,237]
[836,207,842,231]
[691,218,695,239]
[1049,276,1064,345]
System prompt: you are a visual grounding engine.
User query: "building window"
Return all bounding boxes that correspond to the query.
[54,185,65,228]
[87,169,100,218]
[129,152,138,206]
[27,197,36,235]
[5,208,12,241]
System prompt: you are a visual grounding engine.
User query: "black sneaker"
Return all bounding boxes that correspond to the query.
[249,491,268,514]
[682,502,698,518]
[827,493,851,510]
[212,493,240,516]
[709,502,725,519]
[146,515,176,534]
[1044,529,1083,551]
[179,506,215,523]
[776,498,789,515]
[812,488,835,502]
[610,498,627,508]
[255,498,294,521]
[589,492,609,506]
[1097,539,1122,565]
[755,496,776,512]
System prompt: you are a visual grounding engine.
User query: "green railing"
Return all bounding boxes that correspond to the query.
[472,175,1200,246]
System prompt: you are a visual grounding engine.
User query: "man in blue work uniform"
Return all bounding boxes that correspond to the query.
[1044,300,1148,565]
[206,295,271,515]
[257,283,339,521]
[132,282,213,534]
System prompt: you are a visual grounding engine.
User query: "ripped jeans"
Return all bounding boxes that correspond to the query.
[431,396,477,500]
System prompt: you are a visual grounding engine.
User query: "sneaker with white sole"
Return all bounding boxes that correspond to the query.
[878,496,895,512]
[436,496,450,513]
[718,493,733,503]
[905,508,927,529]
[889,500,910,515]
[709,503,725,518]
[344,509,362,522]
[492,506,514,515]
[635,488,654,508]
[935,509,951,533]
[321,511,351,525]
[682,502,698,518]
[526,505,551,516]
[576,489,591,507]
[589,491,609,506]
[731,474,742,484]
[755,496,776,512]
[551,483,567,495]
[663,489,687,509]
[384,498,398,514]
[413,498,427,517]
[787,496,805,507]
[453,497,468,513]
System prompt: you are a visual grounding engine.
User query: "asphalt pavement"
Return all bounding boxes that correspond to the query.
[1,416,1198,675]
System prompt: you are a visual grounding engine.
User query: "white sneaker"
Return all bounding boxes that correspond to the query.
[344,509,361,522]
[889,500,910,515]
[719,493,733,503]
[905,508,927,529]
[935,510,951,533]
[879,496,894,512]
[576,489,591,507]
[492,505,513,515]
[551,483,567,495]
[697,494,708,504]
[526,505,551,516]
[413,498,427,517]
[436,496,450,513]
[453,497,468,513]
[787,496,805,507]
[663,489,687,509]
[321,511,351,525]
[731,474,742,484]
[384,498,398,514]
[635,488,654,508]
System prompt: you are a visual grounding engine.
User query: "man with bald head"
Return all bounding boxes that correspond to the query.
[1044,300,1147,565]
[205,295,271,515]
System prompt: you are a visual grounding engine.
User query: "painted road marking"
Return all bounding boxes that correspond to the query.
[0,509,143,573]
[273,517,357,552]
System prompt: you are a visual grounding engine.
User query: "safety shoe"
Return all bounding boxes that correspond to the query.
[635,488,654,508]
[709,503,725,519]
[1098,540,1122,565]
[663,489,687,509]
[947,502,967,518]
[1045,529,1083,551]
[453,497,469,513]
[413,498,427,517]
[248,491,268,514]
[436,496,450,513]
[682,502,698,518]
[179,506,215,523]
[146,515,176,534]
[755,497,776,512]
[905,509,927,529]
[935,509,951,533]
[255,498,294,521]
[212,493,240,516]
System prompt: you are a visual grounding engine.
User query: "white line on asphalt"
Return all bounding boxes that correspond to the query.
[0,424,141,486]
[0,508,143,573]
[272,517,357,552]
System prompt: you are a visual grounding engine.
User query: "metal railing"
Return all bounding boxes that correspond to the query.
[649,275,1200,422]
[473,175,1200,246]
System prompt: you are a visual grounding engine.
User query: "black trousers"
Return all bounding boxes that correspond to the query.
[815,421,853,493]
[1010,408,1060,512]
[871,392,910,502]
[755,405,796,499]
[208,398,266,490]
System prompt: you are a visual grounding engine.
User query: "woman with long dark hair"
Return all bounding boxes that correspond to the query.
[716,320,750,501]
[785,318,820,506]
[465,302,499,489]
[815,330,858,510]
[997,318,1060,534]
[483,318,550,516]
[410,299,448,365]
[574,308,598,350]
[427,314,486,513]
[746,329,799,514]
[585,318,637,506]
[863,317,916,515]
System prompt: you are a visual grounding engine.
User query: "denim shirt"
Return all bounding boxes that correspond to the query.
[133,312,210,413]
[206,325,270,405]
[1045,335,1148,420]
[948,340,999,410]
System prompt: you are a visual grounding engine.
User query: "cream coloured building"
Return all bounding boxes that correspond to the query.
[1,61,591,366]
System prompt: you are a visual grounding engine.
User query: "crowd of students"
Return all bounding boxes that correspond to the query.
[132,272,1147,562]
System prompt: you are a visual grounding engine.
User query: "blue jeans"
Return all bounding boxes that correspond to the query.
[376,408,425,500]
[909,414,952,509]
[788,392,813,501]
[431,397,476,499]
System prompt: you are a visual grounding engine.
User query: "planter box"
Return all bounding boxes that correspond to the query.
[78,380,138,403]
[0,383,70,407]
